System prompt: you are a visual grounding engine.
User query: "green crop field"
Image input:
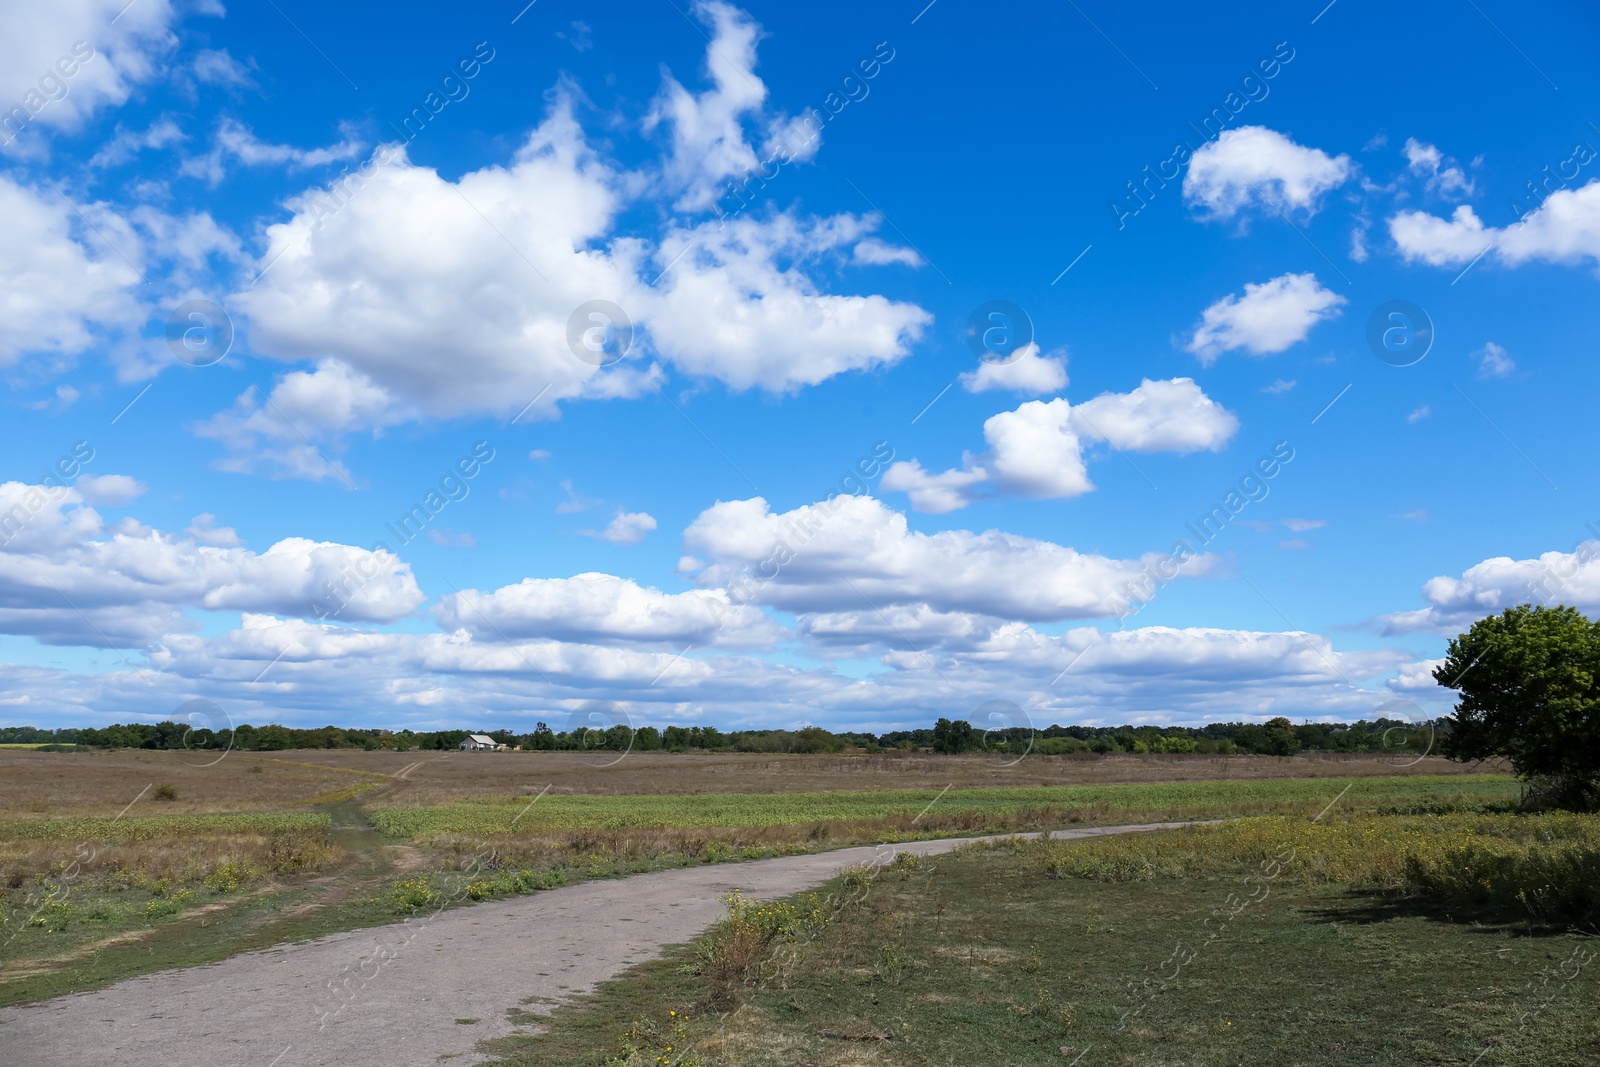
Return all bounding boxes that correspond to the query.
[368,775,1518,840]
[0,811,331,842]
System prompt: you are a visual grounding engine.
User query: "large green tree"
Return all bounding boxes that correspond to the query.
[1435,604,1600,810]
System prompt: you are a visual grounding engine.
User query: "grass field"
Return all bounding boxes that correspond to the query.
[0,746,1537,1028]
[368,775,1519,837]
[488,813,1600,1067]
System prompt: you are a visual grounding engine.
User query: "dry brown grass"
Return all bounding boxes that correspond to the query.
[285,749,1497,806]
[414,801,1216,878]
[1,749,1498,821]
[0,827,337,891]
[0,749,377,818]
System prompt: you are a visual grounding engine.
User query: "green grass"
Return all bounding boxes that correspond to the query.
[0,811,331,841]
[369,775,1517,839]
[486,818,1599,1067]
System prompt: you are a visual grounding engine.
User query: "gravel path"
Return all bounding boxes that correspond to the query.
[0,822,1196,1067]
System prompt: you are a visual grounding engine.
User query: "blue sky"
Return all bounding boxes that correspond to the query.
[3,0,1599,734]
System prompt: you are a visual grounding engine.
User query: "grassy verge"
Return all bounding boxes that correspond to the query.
[368,775,1518,835]
[368,775,1520,882]
[486,813,1599,1067]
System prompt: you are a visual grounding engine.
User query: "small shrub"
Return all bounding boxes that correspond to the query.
[266,831,335,874]
[204,860,257,894]
[386,877,444,914]
[888,850,922,879]
[27,885,73,931]
[153,784,178,802]
[145,889,190,920]
[697,890,830,1004]
[604,1011,703,1067]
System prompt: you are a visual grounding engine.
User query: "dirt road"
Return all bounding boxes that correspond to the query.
[0,823,1194,1066]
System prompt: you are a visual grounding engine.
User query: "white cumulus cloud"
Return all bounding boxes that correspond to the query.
[1382,541,1600,635]
[1186,273,1345,364]
[589,510,658,546]
[0,481,424,646]
[1184,126,1352,220]
[434,572,779,649]
[682,493,1214,621]
[1389,180,1600,270]
[885,380,1236,512]
[958,343,1068,395]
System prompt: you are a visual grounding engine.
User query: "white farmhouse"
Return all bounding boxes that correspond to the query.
[459,734,503,751]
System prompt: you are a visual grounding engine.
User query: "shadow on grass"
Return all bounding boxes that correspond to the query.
[1304,887,1593,938]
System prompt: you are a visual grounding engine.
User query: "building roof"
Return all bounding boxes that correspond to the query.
[465,734,496,744]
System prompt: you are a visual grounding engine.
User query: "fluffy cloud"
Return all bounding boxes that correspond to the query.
[0,176,142,367]
[233,107,648,425]
[0,0,182,145]
[643,212,930,392]
[682,493,1213,621]
[1070,377,1239,453]
[879,461,990,514]
[1387,204,1490,266]
[1186,272,1345,364]
[643,0,822,213]
[194,360,405,482]
[883,398,1089,512]
[796,605,1013,654]
[232,98,927,452]
[1402,137,1474,199]
[185,514,242,547]
[883,379,1236,512]
[644,0,768,212]
[1389,658,1446,693]
[983,398,1095,498]
[1389,181,1600,269]
[1184,126,1352,220]
[0,482,423,646]
[81,609,1404,733]
[1382,541,1600,635]
[958,343,1068,395]
[434,572,779,649]
[587,510,658,546]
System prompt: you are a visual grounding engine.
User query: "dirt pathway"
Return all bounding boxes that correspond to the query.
[0,822,1196,1067]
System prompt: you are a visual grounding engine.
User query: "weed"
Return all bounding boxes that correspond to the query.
[385,877,443,914]
[203,860,258,894]
[1004,812,1600,924]
[604,1011,703,1067]
[887,850,922,879]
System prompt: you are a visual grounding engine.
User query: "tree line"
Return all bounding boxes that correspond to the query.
[1,715,1436,757]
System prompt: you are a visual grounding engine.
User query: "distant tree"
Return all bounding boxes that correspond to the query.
[794,726,844,754]
[1261,717,1297,757]
[931,718,974,754]
[252,724,293,751]
[1436,604,1600,810]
